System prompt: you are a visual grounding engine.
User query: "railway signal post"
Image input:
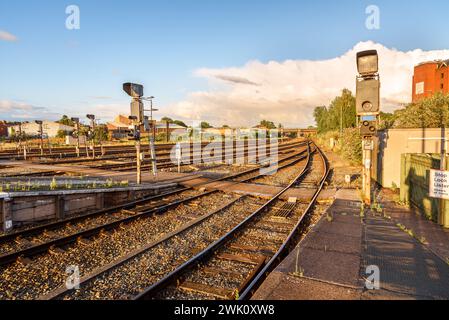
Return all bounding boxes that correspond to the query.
[86,114,96,159]
[356,50,380,205]
[143,96,158,177]
[71,117,81,157]
[123,82,147,184]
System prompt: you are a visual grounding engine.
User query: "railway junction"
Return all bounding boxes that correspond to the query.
[0,135,448,301]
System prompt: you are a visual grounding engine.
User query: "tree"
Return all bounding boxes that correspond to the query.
[173,120,187,128]
[379,112,396,129]
[58,115,74,126]
[313,89,356,133]
[222,124,230,128]
[93,125,108,143]
[56,130,69,139]
[313,106,329,133]
[393,93,449,128]
[161,117,173,123]
[259,120,276,129]
[200,121,213,129]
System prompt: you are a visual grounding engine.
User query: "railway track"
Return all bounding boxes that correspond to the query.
[0,143,308,260]
[0,142,311,299]
[37,145,315,300]
[133,142,329,300]
[36,143,325,301]
[0,138,293,161]
[39,140,304,171]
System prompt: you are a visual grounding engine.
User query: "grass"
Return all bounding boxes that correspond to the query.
[0,178,131,192]
[294,248,304,277]
[396,223,428,245]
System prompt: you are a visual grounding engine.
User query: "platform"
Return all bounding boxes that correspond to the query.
[0,160,202,185]
[252,189,449,300]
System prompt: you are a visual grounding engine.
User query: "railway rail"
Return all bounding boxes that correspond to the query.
[0,142,311,299]
[132,142,329,300]
[28,142,329,301]
[40,145,315,300]
[0,138,293,161]
[0,143,308,261]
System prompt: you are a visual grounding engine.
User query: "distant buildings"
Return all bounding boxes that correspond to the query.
[412,59,449,102]
[8,121,74,138]
[106,115,133,139]
[0,121,13,137]
[106,114,189,139]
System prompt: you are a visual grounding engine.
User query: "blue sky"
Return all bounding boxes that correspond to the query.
[1,0,449,125]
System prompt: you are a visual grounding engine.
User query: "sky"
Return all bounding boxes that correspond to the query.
[1,0,449,127]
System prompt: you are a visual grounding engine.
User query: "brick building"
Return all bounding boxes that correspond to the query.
[412,59,449,102]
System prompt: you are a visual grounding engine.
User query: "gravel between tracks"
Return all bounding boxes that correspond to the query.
[0,189,203,256]
[59,196,265,300]
[0,191,239,299]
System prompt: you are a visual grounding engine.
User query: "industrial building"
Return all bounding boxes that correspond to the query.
[412,59,449,102]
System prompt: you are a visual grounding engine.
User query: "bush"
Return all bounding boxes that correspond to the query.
[339,128,362,164]
[316,128,362,164]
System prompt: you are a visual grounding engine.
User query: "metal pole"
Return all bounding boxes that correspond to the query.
[20,124,27,160]
[99,123,105,157]
[39,123,44,156]
[85,139,89,158]
[136,131,141,184]
[149,99,157,177]
[166,121,169,143]
[18,123,22,158]
[439,122,447,226]
[362,137,372,205]
[76,122,80,157]
[91,119,96,159]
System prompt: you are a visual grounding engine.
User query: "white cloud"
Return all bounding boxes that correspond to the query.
[79,103,128,121]
[0,30,18,42]
[0,100,59,121]
[164,41,449,128]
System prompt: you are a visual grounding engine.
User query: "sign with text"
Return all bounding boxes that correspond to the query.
[429,169,449,200]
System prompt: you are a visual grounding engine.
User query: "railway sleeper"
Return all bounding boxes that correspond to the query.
[217,252,266,265]
[201,266,243,278]
[246,225,290,236]
[178,281,235,300]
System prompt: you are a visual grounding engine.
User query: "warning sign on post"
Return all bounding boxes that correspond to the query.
[429,169,449,200]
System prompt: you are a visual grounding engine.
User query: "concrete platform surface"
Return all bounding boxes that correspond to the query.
[252,188,449,300]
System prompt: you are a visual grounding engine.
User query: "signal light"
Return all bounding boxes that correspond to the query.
[127,129,140,141]
[360,120,377,136]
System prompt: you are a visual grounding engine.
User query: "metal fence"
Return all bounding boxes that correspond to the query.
[400,153,449,223]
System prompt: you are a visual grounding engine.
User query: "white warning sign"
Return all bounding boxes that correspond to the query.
[429,169,449,200]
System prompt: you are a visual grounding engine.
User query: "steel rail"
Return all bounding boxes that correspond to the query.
[34,139,302,167]
[2,138,294,161]
[132,144,313,300]
[238,143,329,299]
[42,196,247,300]
[0,144,310,266]
[0,142,308,244]
[38,145,310,299]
